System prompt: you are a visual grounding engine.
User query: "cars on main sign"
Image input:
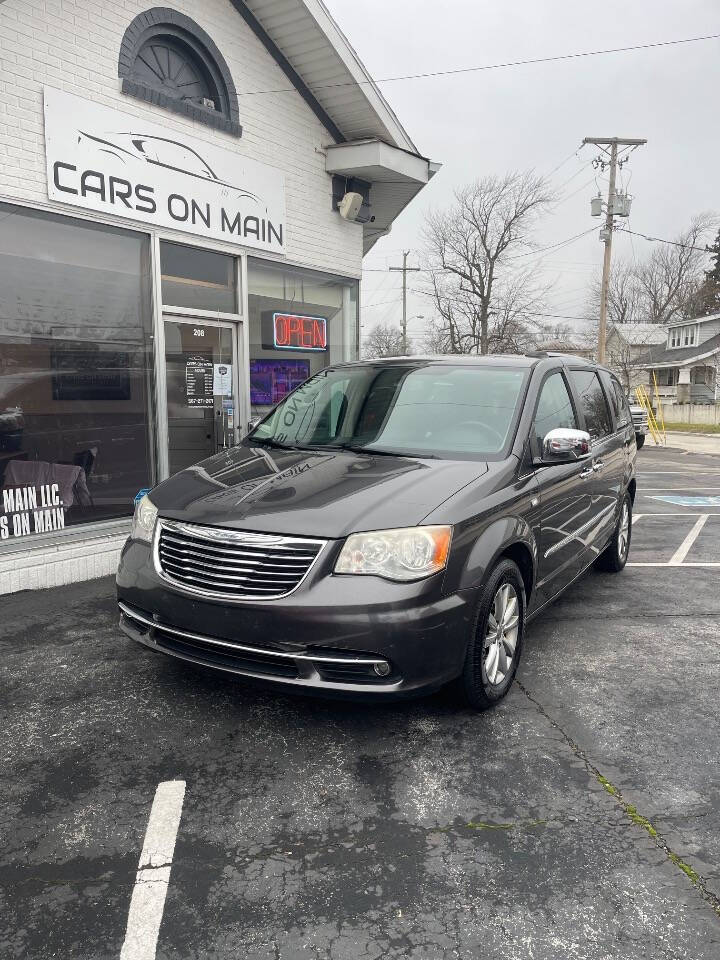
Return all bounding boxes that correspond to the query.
[117,354,637,710]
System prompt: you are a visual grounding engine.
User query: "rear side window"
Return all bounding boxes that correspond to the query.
[610,378,630,425]
[570,369,612,440]
[604,376,620,420]
[533,372,578,453]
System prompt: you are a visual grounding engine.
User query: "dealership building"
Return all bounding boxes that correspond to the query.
[0,0,436,593]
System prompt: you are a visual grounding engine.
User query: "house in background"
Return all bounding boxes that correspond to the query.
[639,314,720,403]
[605,323,667,390]
[533,337,596,360]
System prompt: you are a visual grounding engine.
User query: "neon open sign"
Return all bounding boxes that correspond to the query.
[273,312,327,351]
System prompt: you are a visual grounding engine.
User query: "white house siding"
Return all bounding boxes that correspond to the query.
[697,319,720,342]
[0,0,364,277]
[0,0,365,594]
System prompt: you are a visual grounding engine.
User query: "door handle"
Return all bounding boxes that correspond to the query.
[579,465,593,479]
[592,460,604,473]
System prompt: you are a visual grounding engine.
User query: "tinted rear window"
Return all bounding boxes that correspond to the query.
[570,370,612,439]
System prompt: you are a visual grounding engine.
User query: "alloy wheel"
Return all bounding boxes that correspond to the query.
[483,582,519,685]
[618,501,630,561]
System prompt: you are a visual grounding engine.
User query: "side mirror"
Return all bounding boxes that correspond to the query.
[540,428,591,463]
[246,416,261,436]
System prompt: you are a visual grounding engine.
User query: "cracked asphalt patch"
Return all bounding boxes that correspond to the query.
[2,449,720,959]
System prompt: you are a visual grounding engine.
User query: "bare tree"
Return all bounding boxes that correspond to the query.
[422,172,555,354]
[362,322,409,358]
[587,259,642,326]
[488,270,547,353]
[635,215,715,324]
[536,321,573,343]
[584,215,716,329]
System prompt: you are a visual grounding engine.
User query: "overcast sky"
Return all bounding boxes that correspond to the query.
[325,0,720,348]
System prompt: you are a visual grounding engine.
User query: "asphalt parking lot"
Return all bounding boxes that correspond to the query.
[2,445,720,960]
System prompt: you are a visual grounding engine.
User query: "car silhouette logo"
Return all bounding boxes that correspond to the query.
[77,130,260,202]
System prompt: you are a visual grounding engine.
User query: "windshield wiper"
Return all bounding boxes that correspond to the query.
[337,443,437,459]
[250,437,302,451]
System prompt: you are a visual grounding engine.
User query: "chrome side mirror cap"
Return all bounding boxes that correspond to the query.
[542,428,591,462]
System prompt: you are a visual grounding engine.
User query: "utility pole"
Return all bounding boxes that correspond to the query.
[583,136,646,363]
[389,251,421,354]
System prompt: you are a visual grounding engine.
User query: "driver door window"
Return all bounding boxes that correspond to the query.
[533,373,578,456]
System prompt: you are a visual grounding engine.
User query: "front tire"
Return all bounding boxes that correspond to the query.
[636,433,645,449]
[459,559,526,710]
[595,492,632,572]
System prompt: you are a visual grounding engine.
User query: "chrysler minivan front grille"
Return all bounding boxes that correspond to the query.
[155,520,326,600]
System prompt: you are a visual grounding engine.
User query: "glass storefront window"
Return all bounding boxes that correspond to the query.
[0,204,155,543]
[161,241,236,312]
[247,258,359,417]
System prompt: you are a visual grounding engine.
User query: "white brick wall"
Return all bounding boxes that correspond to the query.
[0,0,364,276]
[0,524,129,595]
[0,0,365,595]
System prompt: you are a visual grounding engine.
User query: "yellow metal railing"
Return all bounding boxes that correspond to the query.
[635,383,666,446]
[652,371,666,437]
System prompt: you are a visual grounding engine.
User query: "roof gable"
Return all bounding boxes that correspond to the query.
[640,331,720,367]
[607,323,666,346]
[228,1,436,253]
[235,0,418,150]
[667,312,720,328]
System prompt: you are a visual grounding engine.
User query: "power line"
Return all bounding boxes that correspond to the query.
[364,227,596,273]
[545,146,585,178]
[506,227,597,260]
[556,177,598,207]
[236,33,720,96]
[362,290,425,309]
[554,163,591,193]
[619,227,711,253]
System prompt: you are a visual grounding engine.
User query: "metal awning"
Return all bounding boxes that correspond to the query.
[325,139,439,253]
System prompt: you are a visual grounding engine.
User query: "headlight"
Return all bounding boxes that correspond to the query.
[130,494,158,543]
[334,526,452,582]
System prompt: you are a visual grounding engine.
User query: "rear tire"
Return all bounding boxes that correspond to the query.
[636,434,645,449]
[595,492,632,572]
[458,559,526,711]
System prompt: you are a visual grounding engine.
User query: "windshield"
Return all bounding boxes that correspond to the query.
[249,363,528,459]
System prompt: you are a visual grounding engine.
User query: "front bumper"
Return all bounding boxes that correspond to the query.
[116,537,474,697]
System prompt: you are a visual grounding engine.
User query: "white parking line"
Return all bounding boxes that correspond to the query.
[628,562,720,567]
[639,486,720,490]
[120,781,186,960]
[633,512,708,517]
[669,515,710,566]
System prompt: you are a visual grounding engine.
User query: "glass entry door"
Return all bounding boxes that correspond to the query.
[163,318,237,476]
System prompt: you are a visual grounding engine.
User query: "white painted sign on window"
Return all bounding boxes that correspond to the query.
[43,88,286,253]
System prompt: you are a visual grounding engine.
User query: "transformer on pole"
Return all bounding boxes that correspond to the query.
[583,136,647,363]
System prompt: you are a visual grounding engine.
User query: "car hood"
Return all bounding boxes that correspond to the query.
[150,443,488,538]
